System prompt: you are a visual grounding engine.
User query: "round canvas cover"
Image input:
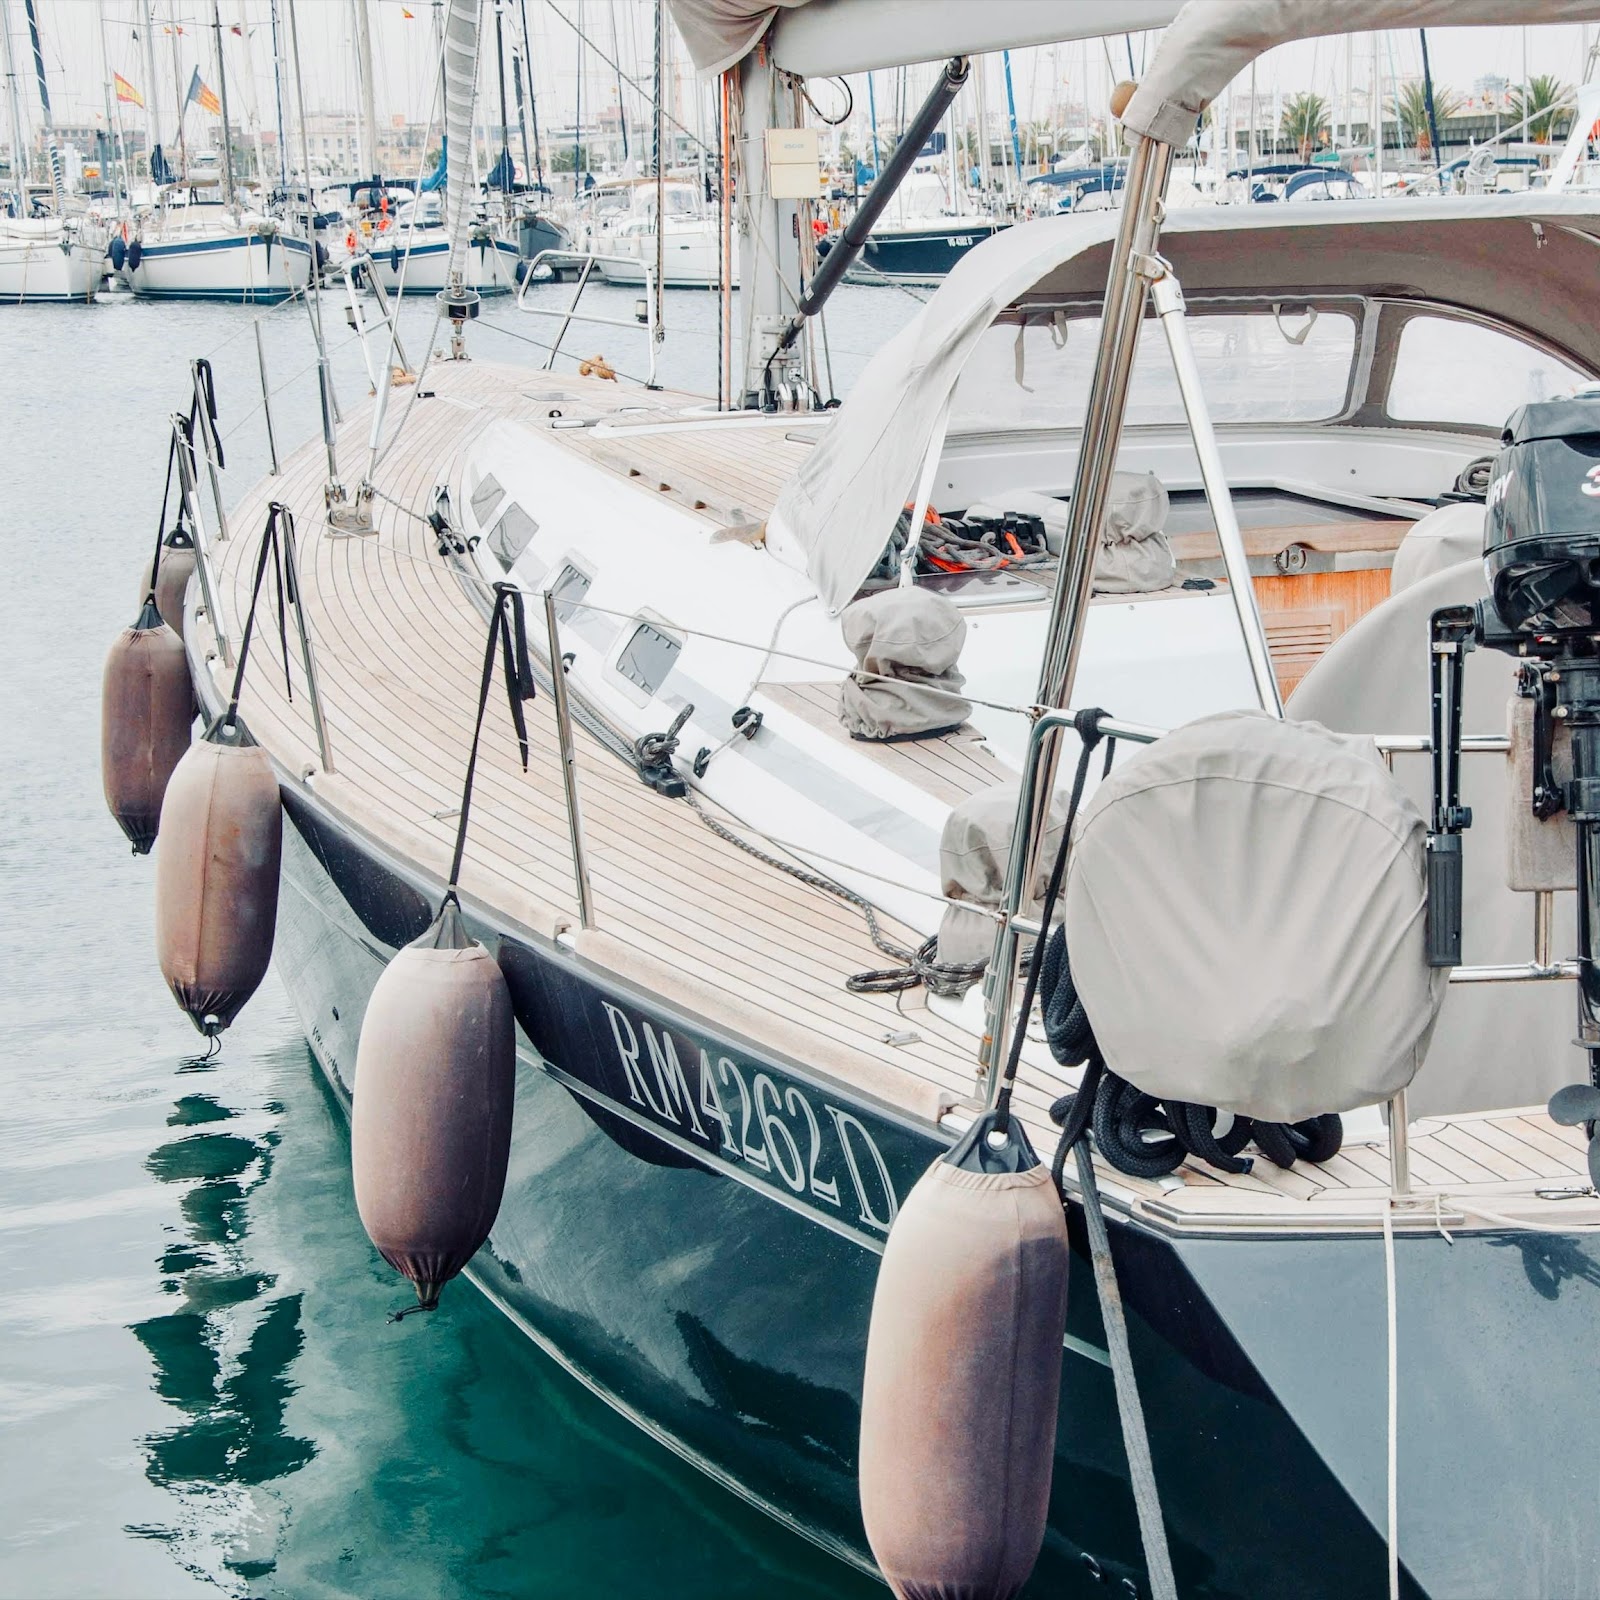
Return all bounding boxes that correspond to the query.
[1390,501,1484,596]
[1063,710,1446,1122]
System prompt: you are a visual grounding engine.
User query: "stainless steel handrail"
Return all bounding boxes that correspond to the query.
[254,321,280,476]
[1149,266,1282,716]
[173,411,233,670]
[281,510,334,774]
[543,592,595,930]
[516,247,661,387]
[190,359,231,544]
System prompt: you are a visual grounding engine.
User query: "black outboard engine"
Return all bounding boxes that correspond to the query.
[1428,395,1600,1174]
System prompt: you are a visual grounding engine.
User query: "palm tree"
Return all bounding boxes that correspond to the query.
[1510,73,1571,142]
[1390,80,1462,154]
[1280,91,1330,162]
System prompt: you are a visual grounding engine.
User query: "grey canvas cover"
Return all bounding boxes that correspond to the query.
[1093,470,1176,594]
[838,587,973,740]
[1389,501,1483,596]
[937,784,1067,971]
[1063,710,1445,1123]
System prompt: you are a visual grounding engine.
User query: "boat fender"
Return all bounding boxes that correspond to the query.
[154,715,282,1035]
[109,233,127,272]
[127,238,141,271]
[351,896,516,1311]
[352,583,530,1310]
[143,520,197,639]
[101,594,193,854]
[860,1108,1069,1600]
[153,505,297,1035]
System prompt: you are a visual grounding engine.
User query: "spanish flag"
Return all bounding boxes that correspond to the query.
[402,7,414,15]
[114,73,144,108]
[185,67,222,115]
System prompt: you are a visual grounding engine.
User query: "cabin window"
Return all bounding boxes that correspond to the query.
[615,619,682,698]
[469,472,503,524]
[1386,316,1585,431]
[549,562,593,623]
[487,502,538,565]
[950,308,1357,434]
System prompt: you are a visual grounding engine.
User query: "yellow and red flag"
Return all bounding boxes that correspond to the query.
[114,73,144,107]
[186,68,222,115]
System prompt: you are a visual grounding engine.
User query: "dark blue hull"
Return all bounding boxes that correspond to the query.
[268,776,1600,1599]
[848,221,1005,285]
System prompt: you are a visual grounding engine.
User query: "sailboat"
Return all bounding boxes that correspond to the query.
[112,1,1600,1595]
[124,0,309,304]
[0,0,103,302]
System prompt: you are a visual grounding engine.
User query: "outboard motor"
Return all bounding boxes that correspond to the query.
[1427,394,1600,1178]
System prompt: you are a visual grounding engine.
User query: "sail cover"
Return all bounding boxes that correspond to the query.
[1125,0,1600,145]
[441,0,480,288]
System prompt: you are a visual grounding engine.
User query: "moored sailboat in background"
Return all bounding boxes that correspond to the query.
[1,0,103,302]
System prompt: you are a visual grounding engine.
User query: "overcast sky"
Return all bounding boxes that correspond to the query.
[10,4,1599,144]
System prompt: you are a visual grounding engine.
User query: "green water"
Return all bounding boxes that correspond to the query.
[1,285,913,1598]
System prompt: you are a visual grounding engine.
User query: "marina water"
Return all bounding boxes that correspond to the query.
[0,282,917,1598]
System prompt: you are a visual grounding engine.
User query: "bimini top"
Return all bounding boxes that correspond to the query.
[1124,0,1600,145]
[666,0,1180,78]
[765,195,1600,614]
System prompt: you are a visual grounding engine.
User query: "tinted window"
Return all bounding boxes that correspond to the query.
[952,309,1357,433]
[550,562,592,622]
[487,503,538,565]
[1387,315,1585,430]
[470,472,503,523]
[615,621,682,697]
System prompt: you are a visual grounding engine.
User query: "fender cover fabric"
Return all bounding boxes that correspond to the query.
[860,1158,1068,1600]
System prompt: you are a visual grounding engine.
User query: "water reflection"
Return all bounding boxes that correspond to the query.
[128,1083,313,1586]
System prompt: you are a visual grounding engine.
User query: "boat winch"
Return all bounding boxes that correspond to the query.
[1062,710,1445,1129]
[837,587,972,740]
[351,583,531,1310]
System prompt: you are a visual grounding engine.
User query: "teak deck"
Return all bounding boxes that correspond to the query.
[191,357,1590,1235]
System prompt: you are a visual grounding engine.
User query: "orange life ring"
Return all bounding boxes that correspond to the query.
[346,229,357,251]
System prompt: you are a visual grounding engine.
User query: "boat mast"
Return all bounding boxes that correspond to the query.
[352,0,378,180]
[208,0,236,208]
[2,0,31,206]
[167,5,187,180]
[608,0,627,167]
[267,0,288,189]
[137,0,161,185]
[516,0,543,189]
[21,0,64,210]
[492,0,510,184]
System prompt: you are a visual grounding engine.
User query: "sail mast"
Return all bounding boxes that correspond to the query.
[21,0,63,209]
[516,0,543,188]
[137,0,161,185]
[2,0,32,204]
[352,0,378,180]
[208,0,236,208]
